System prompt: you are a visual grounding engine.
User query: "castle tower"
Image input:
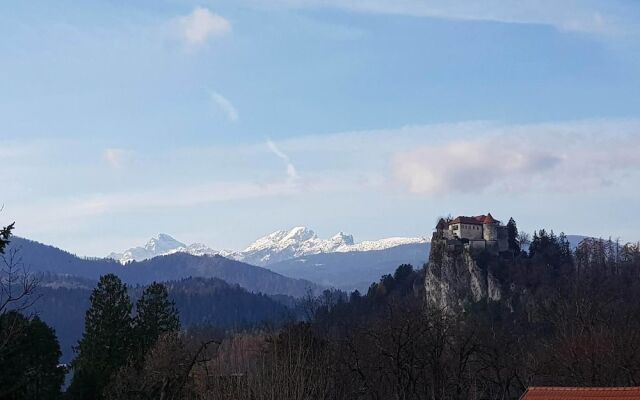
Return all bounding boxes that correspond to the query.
[482,213,498,241]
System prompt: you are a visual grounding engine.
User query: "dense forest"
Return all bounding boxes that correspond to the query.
[31,276,294,363]
[3,220,640,399]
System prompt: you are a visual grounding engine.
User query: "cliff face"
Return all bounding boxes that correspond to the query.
[425,233,503,311]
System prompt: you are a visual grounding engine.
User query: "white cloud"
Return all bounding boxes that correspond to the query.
[267,139,299,181]
[103,148,134,169]
[392,121,640,195]
[262,0,632,35]
[393,139,559,194]
[177,7,231,46]
[210,91,239,122]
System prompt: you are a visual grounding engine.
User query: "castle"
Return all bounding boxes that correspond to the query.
[434,213,509,254]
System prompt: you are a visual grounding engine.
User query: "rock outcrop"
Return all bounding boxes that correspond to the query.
[425,231,503,311]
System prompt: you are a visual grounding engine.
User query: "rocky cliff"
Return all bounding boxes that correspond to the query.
[425,233,504,311]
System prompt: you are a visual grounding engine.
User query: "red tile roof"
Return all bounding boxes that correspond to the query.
[520,387,640,400]
[449,215,488,225]
[483,213,497,224]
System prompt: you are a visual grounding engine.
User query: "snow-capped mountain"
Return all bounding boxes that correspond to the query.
[234,226,428,267]
[107,234,220,264]
[107,228,428,267]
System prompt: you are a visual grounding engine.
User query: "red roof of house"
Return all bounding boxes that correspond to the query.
[449,215,495,225]
[484,213,497,224]
[520,387,640,400]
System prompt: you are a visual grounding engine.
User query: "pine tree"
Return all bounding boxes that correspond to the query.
[0,222,13,254]
[0,312,64,399]
[68,274,133,400]
[507,217,520,254]
[134,282,180,357]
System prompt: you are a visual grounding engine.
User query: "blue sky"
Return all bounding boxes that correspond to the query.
[1,0,640,255]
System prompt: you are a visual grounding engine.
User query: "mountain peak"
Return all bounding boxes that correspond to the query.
[283,226,316,241]
[330,232,354,246]
[108,234,217,264]
[145,234,185,253]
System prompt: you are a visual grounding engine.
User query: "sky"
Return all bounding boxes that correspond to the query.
[1,0,640,256]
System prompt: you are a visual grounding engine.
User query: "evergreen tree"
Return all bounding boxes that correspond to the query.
[134,282,180,357]
[0,222,14,254]
[0,312,64,400]
[507,217,520,254]
[68,274,133,400]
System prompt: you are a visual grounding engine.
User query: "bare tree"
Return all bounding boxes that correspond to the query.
[0,226,40,355]
[516,232,531,249]
[106,332,221,400]
[0,247,39,316]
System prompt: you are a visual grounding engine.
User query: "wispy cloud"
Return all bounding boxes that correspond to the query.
[262,0,632,35]
[103,148,135,169]
[210,91,239,122]
[7,180,300,236]
[266,139,299,181]
[176,7,231,46]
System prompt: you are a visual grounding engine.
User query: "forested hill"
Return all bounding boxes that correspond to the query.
[32,276,294,363]
[6,237,323,297]
[119,253,322,297]
[302,233,640,399]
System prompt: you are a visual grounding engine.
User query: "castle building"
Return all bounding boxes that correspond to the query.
[435,213,509,254]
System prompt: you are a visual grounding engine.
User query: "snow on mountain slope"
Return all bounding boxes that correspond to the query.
[107,228,428,267]
[235,227,428,267]
[107,234,220,264]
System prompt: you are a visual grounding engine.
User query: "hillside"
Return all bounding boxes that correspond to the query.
[266,242,430,291]
[6,237,322,297]
[31,275,294,363]
[117,253,322,297]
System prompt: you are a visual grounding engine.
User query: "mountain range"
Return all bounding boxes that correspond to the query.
[107,227,428,266]
[105,227,430,290]
[6,237,322,297]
